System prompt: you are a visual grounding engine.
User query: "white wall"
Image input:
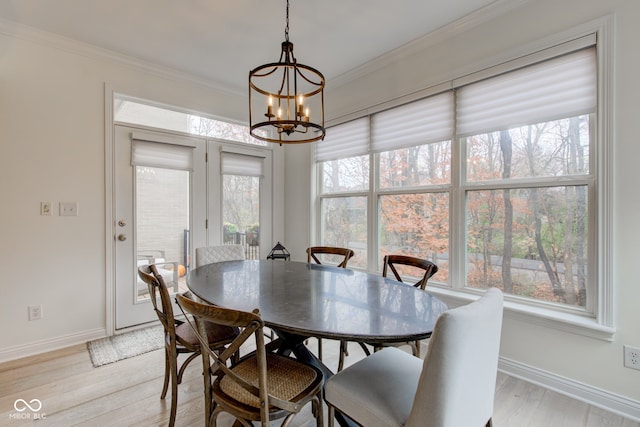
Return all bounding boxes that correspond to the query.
[0,23,286,357]
[1,0,639,417]
[284,0,640,413]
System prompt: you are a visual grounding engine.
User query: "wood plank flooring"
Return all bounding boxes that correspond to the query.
[1,338,638,426]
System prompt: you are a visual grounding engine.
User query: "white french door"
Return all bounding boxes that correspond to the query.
[113,125,206,329]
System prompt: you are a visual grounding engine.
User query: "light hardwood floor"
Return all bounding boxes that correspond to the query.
[1,338,638,427]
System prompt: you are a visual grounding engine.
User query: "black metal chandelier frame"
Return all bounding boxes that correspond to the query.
[248,0,325,144]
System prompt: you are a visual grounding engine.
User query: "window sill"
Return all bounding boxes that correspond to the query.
[427,287,615,342]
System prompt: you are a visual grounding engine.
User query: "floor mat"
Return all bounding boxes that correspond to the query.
[87,325,164,367]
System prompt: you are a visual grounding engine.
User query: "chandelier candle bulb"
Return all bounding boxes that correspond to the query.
[266,96,274,117]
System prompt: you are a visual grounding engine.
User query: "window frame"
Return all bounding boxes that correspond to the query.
[314,19,614,340]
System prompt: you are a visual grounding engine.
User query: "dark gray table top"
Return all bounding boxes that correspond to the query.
[186,260,447,343]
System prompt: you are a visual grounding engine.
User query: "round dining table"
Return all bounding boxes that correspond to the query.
[187,259,448,427]
[187,259,447,351]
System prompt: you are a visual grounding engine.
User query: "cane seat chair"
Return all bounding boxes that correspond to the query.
[138,264,239,427]
[175,293,324,427]
[325,288,504,427]
[371,254,439,357]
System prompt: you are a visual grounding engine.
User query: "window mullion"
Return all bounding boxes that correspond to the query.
[369,150,378,271]
[449,134,465,290]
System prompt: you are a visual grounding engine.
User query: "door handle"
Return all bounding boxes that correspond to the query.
[117,234,127,241]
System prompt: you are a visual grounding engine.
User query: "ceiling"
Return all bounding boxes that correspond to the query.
[0,0,501,94]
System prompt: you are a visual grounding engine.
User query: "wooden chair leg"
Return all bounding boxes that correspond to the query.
[161,346,170,399]
[327,405,335,427]
[314,394,324,427]
[411,340,419,357]
[169,354,179,427]
[177,352,199,383]
[338,341,346,372]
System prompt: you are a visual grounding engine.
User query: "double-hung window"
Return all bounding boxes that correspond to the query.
[316,33,609,329]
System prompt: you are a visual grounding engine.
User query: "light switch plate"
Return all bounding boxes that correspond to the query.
[40,201,52,216]
[59,201,78,216]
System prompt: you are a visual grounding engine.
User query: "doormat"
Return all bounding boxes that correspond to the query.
[87,325,164,367]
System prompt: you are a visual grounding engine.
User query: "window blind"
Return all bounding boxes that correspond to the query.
[372,91,454,152]
[456,47,596,136]
[131,139,194,171]
[316,117,369,162]
[221,152,264,176]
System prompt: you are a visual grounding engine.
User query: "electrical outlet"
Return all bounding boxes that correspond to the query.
[624,345,640,370]
[59,201,78,216]
[28,305,43,321]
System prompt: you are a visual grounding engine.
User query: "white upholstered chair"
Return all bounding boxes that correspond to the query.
[195,244,245,268]
[325,288,504,427]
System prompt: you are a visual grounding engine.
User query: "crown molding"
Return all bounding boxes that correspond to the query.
[0,17,245,97]
[329,0,530,89]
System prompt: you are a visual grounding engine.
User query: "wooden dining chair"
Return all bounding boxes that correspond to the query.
[326,288,504,427]
[370,254,440,357]
[138,264,239,427]
[306,246,355,268]
[383,254,439,291]
[195,244,245,268]
[334,254,439,370]
[175,292,324,427]
[305,246,356,365]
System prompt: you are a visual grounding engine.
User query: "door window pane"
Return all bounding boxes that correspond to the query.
[223,175,260,259]
[136,166,190,301]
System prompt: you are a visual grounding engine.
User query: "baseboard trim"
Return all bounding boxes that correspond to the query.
[0,328,106,364]
[499,357,640,422]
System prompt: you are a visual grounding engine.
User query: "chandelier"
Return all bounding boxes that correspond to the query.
[248,0,325,145]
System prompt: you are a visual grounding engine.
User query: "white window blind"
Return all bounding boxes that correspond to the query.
[131,139,194,171]
[372,91,454,152]
[221,152,264,176]
[316,117,369,162]
[456,47,596,136]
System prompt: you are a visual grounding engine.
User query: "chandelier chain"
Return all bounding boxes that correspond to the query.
[285,0,290,42]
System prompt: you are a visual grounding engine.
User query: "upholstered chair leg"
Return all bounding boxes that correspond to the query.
[486,418,493,427]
